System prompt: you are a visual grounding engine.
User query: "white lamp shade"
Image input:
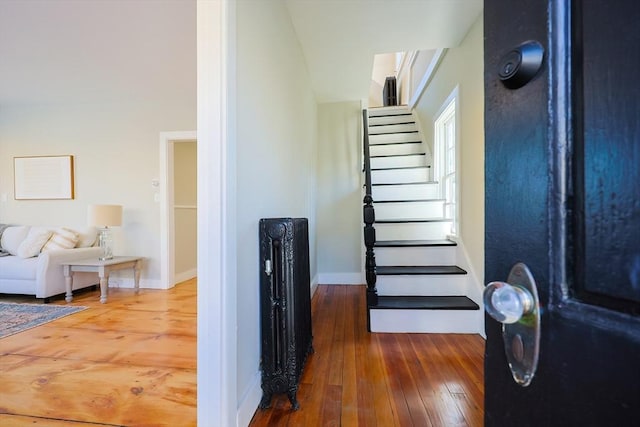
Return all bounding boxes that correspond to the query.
[88,204,123,227]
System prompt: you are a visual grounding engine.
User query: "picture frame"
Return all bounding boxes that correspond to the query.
[14,155,75,200]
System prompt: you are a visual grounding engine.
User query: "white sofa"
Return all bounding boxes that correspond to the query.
[0,225,102,301]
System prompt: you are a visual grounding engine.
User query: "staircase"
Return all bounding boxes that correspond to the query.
[364,106,481,333]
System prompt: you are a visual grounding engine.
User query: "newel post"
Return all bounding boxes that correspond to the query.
[363,194,378,307]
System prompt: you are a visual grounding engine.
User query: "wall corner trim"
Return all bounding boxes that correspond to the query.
[408,48,448,110]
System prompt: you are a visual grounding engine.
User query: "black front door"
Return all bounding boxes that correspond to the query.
[484,1,640,425]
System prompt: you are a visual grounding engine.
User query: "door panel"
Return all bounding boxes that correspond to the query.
[485,1,640,426]
[575,1,640,307]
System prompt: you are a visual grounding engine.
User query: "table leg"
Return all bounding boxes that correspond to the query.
[99,273,110,304]
[134,260,141,294]
[64,265,73,303]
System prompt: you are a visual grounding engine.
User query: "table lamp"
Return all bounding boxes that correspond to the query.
[88,204,122,260]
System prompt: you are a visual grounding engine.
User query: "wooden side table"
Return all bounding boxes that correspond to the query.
[61,256,143,303]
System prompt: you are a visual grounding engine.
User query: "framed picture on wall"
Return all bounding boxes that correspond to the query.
[14,155,75,200]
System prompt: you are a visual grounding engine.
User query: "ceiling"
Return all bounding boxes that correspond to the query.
[0,0,482,107]
[0,0,195,107]
[285,0,483,103]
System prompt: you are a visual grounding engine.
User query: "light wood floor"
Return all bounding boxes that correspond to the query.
[250,285,485,427]
[0,282,483,426]
[0,280,197,426]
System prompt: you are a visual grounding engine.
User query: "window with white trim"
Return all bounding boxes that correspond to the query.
[434,96,457,235]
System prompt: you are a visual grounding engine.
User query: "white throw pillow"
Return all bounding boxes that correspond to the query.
[1,225,30,256]
[75,226,99,248]
[17,228,53,258]
[42,227,80,251]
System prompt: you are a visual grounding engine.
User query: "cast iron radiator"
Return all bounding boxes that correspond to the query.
[383,76,397,106]
[259,218,313,411]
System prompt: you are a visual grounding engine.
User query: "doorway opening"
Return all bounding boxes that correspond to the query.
[160,131,197,288]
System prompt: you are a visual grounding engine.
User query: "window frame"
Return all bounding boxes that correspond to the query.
[433,88,459,236]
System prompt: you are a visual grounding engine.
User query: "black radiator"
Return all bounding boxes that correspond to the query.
[258,218,313,411]
[383,76,398,106]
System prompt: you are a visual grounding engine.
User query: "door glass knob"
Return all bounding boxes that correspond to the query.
[485,263,541,387]
[484,281,534,324]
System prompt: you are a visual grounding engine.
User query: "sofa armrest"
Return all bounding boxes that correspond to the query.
[36,247,102,298]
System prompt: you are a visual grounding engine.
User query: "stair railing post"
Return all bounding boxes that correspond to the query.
[363,195,378,306]
[362,109,378,310]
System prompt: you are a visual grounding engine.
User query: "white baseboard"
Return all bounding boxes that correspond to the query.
[318,272,363,285]
[175,268,197,285]
[237,371,262,427]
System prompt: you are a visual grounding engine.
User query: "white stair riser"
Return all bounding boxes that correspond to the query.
[375,246,456,265]
[376,275,467,296]
[370,309,481,333]
[369,107,411,117]
[375,200,444,220]
[371,154,426,169]
[373,183,439,201]
[370,133,420,145]
[375,221,452,241]
[369,115,414,126]
[369,123,417,135]
[370,143,423,157]
[371,168,429,184]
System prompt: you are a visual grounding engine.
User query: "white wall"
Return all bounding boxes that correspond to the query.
[316,101,363,284]
[235,0,318,419]
[0,1,196,287]
[413,14,485,284]
[0,104,195,286]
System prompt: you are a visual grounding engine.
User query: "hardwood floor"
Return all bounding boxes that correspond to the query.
[0,281,484,426]
[250,285,485,427]
[0,280,196,426]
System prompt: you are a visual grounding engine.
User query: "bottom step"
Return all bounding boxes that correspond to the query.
[372,295,478,309]
[369,296,481,333]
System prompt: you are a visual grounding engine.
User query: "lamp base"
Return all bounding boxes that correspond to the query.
[98,227,114,261]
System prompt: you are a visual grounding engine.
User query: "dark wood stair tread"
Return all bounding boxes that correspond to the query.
[369,121,415,127]
[370,295,479,310]
[375,199,444,204]
[372,181,437,186]
[368,111,411,118]
[371,165,431,171]
[377,265,467,275]
[375,239,456,247]
[369,140,422,146]
[370,153,426,158]
[368,112,412,117]
[369,130,418,136]
[376,218,451,223]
